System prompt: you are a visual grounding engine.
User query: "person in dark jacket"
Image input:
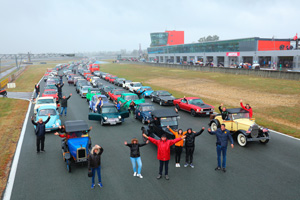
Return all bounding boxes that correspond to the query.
[219,103,229,120]
[31,113,51,153]
[136,89,146,99]
[60,94,72,116]
[143,133,186,180]
[58,74,63,85]
[34,83,40,98]
[88,145,104,189]
[124,138,149,178]
[55,82,64,99]
[184,127,205,168]
[128,100,136,115]
[208,124,234,172]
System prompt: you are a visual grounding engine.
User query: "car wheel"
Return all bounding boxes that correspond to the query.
[259,132,269,144]
[151,97,154,102]
[142,118,146,124]
[237,133,247,147]
[210,121,219,132]
[86,99,89,102]
[191,109,196,117]
[159,101,163,106]
[100,119,104,126]
[175,104,180,111]
[134,114,137,119]
[66,159,71,173]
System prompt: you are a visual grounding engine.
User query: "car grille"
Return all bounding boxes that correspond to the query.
[168,100,173,104]
[203,108,211,112]
[251,125,259,138]
[77,148,86,159]
[107,118,118,122]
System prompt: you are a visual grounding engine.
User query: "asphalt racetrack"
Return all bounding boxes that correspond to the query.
[8,73,300,200]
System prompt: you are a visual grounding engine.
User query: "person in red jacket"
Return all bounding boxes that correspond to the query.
[143,133,186,180]
[240,99,253,118]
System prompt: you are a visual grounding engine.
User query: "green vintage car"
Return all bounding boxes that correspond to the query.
[88,103,129,126]
[86,88,101,102]
[117,93,145,110]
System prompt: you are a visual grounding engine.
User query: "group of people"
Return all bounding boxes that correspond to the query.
[218,99,253,120]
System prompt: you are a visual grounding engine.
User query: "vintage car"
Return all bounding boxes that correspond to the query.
[99,85,114,97]
[143,109,180,139]
[42,89,58,101]
[89,94,109,112]
[35,105,61,132]
[79,86,92,98]
[86,88,101,102]
[88,103,129,125]
[104,74,113,81]
[150,90,175,106]
[134,103,154,124]
[123,80,132,89]
[117,93,145,110]
[74,77,83,86]
[173,97,215,117]
[128,82,143,93]
[60,120,92,172]
[114,78,126,86]
[136,86,154,98]
[33,96,58,114]
[108,89,126,102]
[67,74,76,85]
[108,76,118,83]
[100,72,109,79]
[44,85,58,92]
[90,77,101,87]
[209,108,270,147]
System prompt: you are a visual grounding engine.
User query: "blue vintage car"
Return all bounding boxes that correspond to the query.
[35,105,61,132]
[89,94,109,112]
[134,103,155,124]
[136,86,154,98]
[61,120,92,172]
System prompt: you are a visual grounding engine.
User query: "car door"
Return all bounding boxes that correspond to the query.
[180,99,189,111]
[151,91,157,102]
[135,105,142,120]
[119,107,129,119]
[88,111,102,121]
[222,114,234,131]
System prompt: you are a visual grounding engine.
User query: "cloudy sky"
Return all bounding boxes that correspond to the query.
[0,0,299,54]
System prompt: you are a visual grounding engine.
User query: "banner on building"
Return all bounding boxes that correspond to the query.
[226,52,240,56]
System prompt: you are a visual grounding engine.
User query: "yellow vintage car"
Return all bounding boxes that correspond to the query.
[209,108,270,147]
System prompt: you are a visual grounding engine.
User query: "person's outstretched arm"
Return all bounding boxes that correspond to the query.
[194,127,205,137]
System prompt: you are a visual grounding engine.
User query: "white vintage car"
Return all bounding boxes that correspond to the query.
[33,97,58,114]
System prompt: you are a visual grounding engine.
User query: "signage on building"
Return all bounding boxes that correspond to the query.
[226,52,240,56]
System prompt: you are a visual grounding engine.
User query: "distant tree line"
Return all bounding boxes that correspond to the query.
[198,35,219,42]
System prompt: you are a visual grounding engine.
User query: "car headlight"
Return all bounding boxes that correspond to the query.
[118,116,121,119]
[104,117,108,120]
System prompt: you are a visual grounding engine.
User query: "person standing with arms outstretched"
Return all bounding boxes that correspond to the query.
[143,133,186,180]
[124,138,149,178]
[55,82,64,99]
[167,126,187,167]
[240,99,253,118]
[208,124,234,172]
[60,94,72,116]
[88,145,104,189]
[31,113,50,153]
[34,83,40,98]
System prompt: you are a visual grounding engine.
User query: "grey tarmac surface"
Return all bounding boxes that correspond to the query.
[8,73,300,200]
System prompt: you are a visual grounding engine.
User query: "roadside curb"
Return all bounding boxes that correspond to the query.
[2,76,43,200]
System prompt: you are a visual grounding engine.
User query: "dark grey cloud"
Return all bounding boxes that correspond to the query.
[0,0,299,53]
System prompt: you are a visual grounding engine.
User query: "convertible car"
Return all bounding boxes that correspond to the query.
[136,86,154,98]
[108,89,126,102]
[117,93,145,110]
[173,97,214,116]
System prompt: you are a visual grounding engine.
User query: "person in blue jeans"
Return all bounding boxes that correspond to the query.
[208,124,234,172]
[88,145,104,189]
[124,138,149,178]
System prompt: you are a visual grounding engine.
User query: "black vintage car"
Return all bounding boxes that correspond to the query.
[143,109,179,140]
[150,90,176,106]
[60,120,92,172]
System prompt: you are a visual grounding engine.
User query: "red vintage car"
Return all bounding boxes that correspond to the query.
[42,89,58,101]
[173,97,214,117]
[108,89,126,102]
[108,76,118,83]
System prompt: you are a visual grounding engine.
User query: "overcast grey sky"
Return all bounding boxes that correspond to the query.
[0,0,299,54]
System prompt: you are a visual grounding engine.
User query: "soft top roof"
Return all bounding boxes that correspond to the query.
[65,120,89,132]
[227,108,249,114]
[152,109,179,118]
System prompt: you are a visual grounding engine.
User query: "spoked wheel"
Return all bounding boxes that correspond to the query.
[210,121,218,132]
[159,101,163,106]
[100,119,104,126]
[259,132,269,144]
[142,118,146,124]
[237,133,247,147]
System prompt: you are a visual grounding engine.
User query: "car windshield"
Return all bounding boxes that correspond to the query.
[124,95,138,101]
[37,99,55,104]
[159,91,171,96]
[38,109,56,116]
[188,99,204,105]
[44,90,56,94]
[114,91,125,95]
[160,117,178,127]
[102,107,118,113]
[93,77,100,80]
[133,83,142,87]
[232,113,250,119]
[141,106,154,112]
[125,80,132,83]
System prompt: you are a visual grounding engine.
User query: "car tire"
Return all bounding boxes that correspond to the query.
[191,109,196,117]
[151,97,154,102]
[66,159,71,173]
[159,101,163,106]
[100,119,104,126]
[237,133,247,147]
[142,118,146,124]
[175,104,180,111]
[259,132,269,144]
[210,121,219,132]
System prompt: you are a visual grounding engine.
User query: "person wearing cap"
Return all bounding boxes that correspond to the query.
[167,126,187,167]
[142,133,186,180]
[31,113,51,153]
[124,138,149,178]
[184,127,205,168]
[208,124,234,173]
[88,145,104,189]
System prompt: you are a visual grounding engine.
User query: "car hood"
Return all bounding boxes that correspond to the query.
[190,103,212,109]
[34,103,56,111]
[67,137,89,158]
[144,91,153,95]
[37,115,60,128]
[102,113,120,118]
[133,99,145,104]
[141,111,152,117]
[160,96,175,101]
